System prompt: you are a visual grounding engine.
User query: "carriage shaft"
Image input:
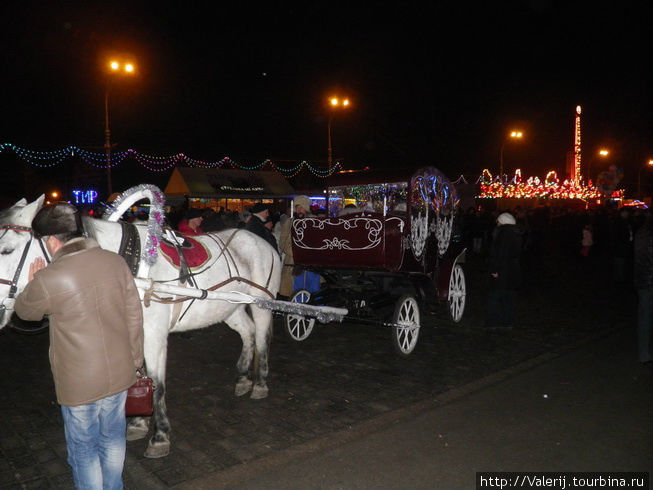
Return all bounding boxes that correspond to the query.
[133,278,348,323]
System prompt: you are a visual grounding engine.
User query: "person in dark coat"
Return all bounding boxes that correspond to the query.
[485,212,522,330]
[245,203,278,252]
[611,209,634,284]
[200,208,227,232]
[633,212,653,364]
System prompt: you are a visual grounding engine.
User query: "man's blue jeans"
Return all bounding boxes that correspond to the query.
[637,288,653,362]
[61,390,127,490]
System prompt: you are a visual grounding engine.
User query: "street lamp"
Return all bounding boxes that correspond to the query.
[637,159,653,197]
[499,130,523,183]
[104,58,136,196]
[587,148,609,184]
[327,96,351,170]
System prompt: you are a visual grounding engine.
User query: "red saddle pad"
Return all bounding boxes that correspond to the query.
[159,235,212,270]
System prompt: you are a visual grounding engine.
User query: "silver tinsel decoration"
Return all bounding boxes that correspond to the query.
[103,184,166,266]
[253,298,346,324]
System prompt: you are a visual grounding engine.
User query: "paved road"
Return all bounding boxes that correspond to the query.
[199,327,652,489]
[0,251,645,488]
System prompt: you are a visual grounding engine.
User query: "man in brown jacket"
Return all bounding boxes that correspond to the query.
[15,203,144,490]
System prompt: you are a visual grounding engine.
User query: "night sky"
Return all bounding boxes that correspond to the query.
[0,2,651,197]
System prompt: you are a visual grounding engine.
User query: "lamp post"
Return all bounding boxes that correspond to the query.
[104,59,135,196]
[499,130,523,183]
[637,159,653,197]
[327,96,350,170]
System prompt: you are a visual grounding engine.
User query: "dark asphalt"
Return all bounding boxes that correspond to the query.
[0,249,647,489]
[207,326,652,489]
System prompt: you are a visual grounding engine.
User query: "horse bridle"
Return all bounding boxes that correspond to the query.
[0,225,50,327]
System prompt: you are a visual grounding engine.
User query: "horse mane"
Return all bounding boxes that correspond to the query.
[0,208,15,226]
[81,215,119,243]
[81,215,99,241]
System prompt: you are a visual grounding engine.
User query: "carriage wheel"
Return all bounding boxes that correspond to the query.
[284,289,316,341]
[448,264,466,323]
[391,295,420,356]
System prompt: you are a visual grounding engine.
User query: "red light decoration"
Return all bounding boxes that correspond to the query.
[477,169,623,200]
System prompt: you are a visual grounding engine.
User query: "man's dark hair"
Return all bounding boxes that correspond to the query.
[32,203,83,242]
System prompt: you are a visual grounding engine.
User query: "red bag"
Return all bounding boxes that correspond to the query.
[126,375,153,416]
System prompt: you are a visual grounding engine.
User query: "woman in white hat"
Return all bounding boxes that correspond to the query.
[486,212,522,330]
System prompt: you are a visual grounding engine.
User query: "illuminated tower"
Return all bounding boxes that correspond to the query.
[574,105,582,184]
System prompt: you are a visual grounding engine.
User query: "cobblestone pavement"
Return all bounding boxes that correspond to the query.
[0,251,637,488]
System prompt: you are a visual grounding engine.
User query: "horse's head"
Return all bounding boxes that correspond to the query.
[0,195,45,328]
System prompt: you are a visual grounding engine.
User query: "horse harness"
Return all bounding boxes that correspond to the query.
[118,221,141,276]
[0,225,51,333]
[117,224,276,326]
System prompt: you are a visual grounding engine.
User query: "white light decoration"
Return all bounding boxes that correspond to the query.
[574,105,582,184]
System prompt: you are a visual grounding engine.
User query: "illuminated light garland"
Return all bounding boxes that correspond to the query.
[0,143,343,177]
[77,148,130,169]
[574,106,582,184]
[478,182,609,200]
[545,171,559,186]
[8,144,74,168]
[476,168,623,200]
[513,169,522,184]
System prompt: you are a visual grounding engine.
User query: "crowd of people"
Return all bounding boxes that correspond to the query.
[466,204,652,365]
[462,204,647,275]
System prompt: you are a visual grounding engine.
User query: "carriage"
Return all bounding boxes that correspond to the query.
[284,166,467,356]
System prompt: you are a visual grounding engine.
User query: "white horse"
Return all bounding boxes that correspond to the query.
[0,187,281,458]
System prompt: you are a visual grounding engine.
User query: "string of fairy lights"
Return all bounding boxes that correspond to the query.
[477,168,623,200]
[0,143,343,178]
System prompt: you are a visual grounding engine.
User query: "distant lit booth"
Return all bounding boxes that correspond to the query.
[326,171,409,217]
[164,167,296,213]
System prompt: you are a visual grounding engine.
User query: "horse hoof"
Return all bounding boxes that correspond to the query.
[250,384,268,400]
[126,425,149,441]
[144,441,170,459]
[235,378,253,397]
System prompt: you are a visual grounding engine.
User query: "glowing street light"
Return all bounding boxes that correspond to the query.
[588,148,610,183]
[499,130,524,182]
[104,58,136,195]
[327,95,351,170]
[638,158,653,196]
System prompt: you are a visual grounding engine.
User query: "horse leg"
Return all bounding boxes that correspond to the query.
[226,307,256,396]
[144,374,171,458]
[250,306,273,400]
[140,318,172,459]
[126,415,149,441]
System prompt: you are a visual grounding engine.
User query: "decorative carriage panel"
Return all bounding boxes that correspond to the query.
[293,214,392,269]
